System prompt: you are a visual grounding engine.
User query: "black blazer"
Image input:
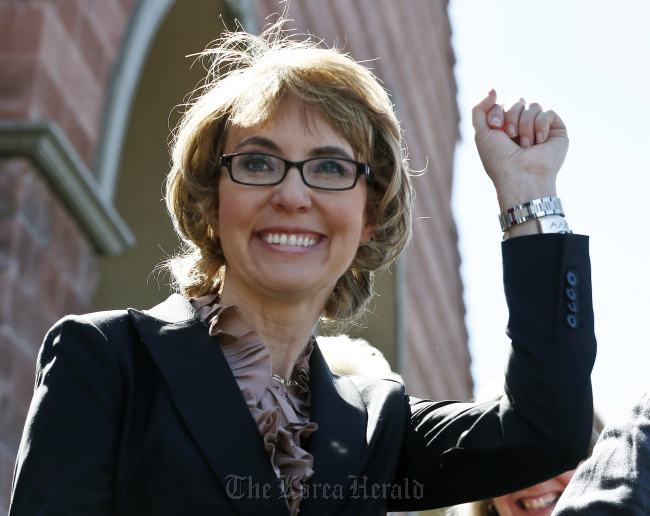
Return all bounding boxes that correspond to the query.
[10,234,596,515]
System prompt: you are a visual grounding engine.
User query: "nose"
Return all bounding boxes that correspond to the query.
[270,166,312,212]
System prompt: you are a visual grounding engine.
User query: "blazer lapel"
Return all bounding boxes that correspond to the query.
[300,343,367,512]
[129,295,289,516]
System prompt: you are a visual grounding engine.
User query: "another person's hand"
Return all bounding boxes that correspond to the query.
[471,89,569,214]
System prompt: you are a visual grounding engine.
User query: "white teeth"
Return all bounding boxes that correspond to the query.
[520,493,558,510]
[262,234,319,247]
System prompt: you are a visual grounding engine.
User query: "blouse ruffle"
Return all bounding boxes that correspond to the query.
[190,294,318,515]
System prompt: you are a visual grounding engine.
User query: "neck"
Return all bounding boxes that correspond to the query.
[218,284,327,379]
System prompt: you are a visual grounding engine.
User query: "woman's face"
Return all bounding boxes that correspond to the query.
[490,469,576,516]
[216,98,373,307]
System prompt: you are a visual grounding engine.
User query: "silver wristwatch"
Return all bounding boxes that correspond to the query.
[499,196,564,231]
[503,214,572,240]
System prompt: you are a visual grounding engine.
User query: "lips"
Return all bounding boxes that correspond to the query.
[518,492,561,512]
[259,232,321,247]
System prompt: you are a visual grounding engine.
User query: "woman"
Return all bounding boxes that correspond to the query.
[9,22,596,515]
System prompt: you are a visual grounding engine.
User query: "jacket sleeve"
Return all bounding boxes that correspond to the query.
[553,391,650,515]
[9,314,127,515]
[389,233,596,511]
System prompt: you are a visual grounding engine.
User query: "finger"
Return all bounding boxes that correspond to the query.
[471,89,498,134]
[503,97,526,138]
[546,109,568,139]
[533,110,556,143]
[487,104,505,129]
[518,102,543,148]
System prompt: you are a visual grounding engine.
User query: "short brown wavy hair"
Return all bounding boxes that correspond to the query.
[165,21,412,332]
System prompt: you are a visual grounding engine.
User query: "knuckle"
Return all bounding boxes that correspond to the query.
[505,97,525,110]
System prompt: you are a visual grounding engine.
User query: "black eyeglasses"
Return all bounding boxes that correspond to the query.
[218,152,374,191]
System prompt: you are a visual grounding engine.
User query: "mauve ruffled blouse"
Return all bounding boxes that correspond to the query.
[190,294,318,515]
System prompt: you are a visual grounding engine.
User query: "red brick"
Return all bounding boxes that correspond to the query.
[9,281,44,352]
[18,172,53,245]
[0,3,45,59]
[0,161,24,218]
[37,254,62,320]
[0,5,18,55]
[14,225,42,287]
[118,0,138,17]
[78,11,110,84]
[0,270,12,329]
[50,207,83,275]
[10,3,45,57]
[31,65,67,122]
[52,0,82,39]
[60,109,96,166]
[0,333,36,411]
[0,220,15,266]
[8,404,28,455]
[0,442,15,513]
[0,389,27,453]
[0,330,16,381]
[79,249,98,295]
[86,0,127,52]
[0,57,38,115]
[0,446,16,514]
[67,230,96,287]
[68,290,90,316]
[59,281,86,316]
[39,6,103,142]
[11,350,37,410]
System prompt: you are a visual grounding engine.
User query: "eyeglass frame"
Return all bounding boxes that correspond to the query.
[217,152,374,191]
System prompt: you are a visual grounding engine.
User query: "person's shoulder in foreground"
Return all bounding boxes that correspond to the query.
[552,390,650,515]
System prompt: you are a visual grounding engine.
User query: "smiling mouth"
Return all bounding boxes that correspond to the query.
[518,492,561,511]
[260,233,321,247]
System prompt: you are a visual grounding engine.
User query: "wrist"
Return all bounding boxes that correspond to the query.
[503,220,540,239]
[495,181,557,213]
[500,198,571,239]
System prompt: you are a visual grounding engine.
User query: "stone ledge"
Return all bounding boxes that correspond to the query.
[0,120,135,256]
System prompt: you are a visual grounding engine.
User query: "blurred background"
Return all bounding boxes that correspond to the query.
[450,0,650,425]
[1,0,648,512]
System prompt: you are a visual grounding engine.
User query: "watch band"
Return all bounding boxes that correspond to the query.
[503,214,571,240]
[536,214,571,234]
[499,196,564,231]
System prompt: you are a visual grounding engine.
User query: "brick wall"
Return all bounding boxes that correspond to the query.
[0,0,135,167]
[0,1,136,512]
[0,157,99,510]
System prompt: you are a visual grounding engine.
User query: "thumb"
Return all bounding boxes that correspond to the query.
[471,88,498,135]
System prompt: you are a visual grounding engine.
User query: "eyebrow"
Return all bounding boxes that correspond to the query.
[233,136,354,160]
[234,136,281,153]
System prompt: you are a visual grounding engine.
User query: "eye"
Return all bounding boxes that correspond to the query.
[241,154,275,172]
[309,159,355,177]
